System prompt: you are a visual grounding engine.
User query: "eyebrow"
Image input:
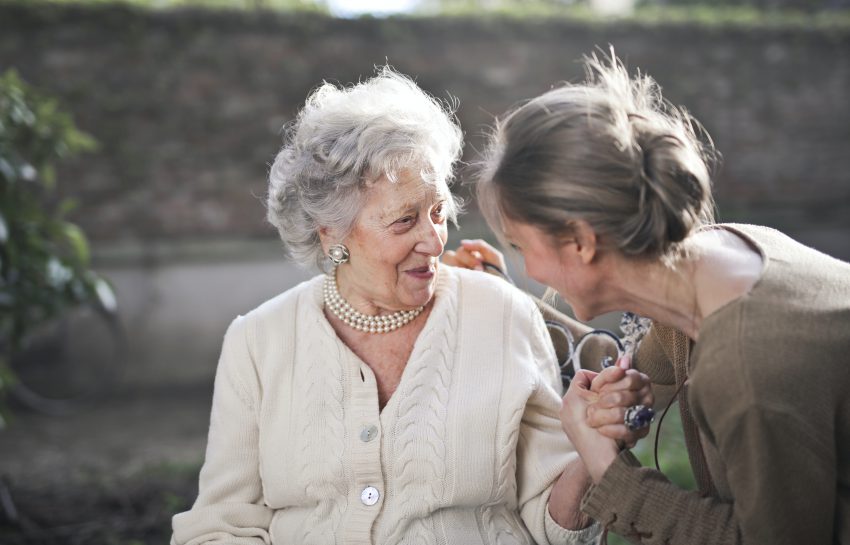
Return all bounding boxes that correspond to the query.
[384,191,447,220]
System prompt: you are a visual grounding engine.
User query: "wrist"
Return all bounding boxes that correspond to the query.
[583,443,620,483]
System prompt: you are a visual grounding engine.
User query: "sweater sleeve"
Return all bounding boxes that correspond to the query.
[581,450,739,544]
[516,303,601,545]
[171,316,273,545]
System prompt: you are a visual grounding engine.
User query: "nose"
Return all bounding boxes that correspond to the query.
[415,217,445,258]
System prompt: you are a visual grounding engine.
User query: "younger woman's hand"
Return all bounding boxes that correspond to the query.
[585,357,654,448]
[443,239,507,276]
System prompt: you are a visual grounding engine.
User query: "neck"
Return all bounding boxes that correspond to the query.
[604,254,703,341]
[334,265,391,316]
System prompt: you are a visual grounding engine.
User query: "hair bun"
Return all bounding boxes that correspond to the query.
[623,114,714,257]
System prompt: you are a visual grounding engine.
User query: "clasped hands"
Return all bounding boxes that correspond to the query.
[560,357,654,482]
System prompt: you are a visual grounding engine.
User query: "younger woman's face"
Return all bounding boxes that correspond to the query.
[501,218,602,322]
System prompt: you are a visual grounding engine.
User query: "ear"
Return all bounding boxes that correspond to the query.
[572,219,597,265]
[318,226,334,254]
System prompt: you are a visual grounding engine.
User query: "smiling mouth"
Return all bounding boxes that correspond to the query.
[406,264,436,275]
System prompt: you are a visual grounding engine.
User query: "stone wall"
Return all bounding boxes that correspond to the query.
[2,3,849,260]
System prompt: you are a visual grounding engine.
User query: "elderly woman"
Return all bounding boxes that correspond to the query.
[170,69,651,545]
[473,51,850,545]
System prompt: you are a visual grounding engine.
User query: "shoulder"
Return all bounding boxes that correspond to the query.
[448,265,540,318]
[447,266,558,384]
[225,274,325,360]
[240,273,324,327]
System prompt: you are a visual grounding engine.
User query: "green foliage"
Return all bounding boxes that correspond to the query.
[15,0,330,12]
[0,69,114,425]
[417,0,850,29]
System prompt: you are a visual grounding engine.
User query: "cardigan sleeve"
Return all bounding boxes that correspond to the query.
[515,302,601,545]
[171,316,273,545]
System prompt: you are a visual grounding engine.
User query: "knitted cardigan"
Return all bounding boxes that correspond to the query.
[171,266,600,545]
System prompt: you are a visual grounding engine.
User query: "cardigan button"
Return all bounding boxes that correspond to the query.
[361,486,380,506]
[360,425,378,442]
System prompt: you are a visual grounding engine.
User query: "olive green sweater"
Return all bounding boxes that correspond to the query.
[581,224,850,545]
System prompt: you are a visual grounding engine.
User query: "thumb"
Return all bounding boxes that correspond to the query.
[570,370,600,402]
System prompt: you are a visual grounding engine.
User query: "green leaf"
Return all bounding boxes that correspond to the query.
[0,67,104,420]
[61,222,90,265]
[58,198,79,217]
[41,164,56,189]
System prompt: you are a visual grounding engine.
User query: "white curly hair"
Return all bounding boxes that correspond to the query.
[266,67,464,269]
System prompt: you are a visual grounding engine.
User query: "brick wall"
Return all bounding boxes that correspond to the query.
[2,3,849,258]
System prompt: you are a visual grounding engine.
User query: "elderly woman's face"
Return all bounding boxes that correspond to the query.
[337,169,449,312]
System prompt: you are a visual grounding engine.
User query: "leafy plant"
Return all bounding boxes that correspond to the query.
[0,69,115,427]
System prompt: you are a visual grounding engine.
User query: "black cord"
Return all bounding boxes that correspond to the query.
[654,380,687,472]
[481,261,514,284]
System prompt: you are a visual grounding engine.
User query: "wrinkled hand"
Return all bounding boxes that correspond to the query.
[443,239,507,275]
[586,355,654,449]
[560,369,621,483]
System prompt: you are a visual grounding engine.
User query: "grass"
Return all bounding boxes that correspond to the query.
[0,462,201,545]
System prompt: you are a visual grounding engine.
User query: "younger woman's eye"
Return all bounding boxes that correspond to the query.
[509,243,522,253]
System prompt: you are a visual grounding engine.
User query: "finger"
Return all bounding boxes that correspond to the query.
[568,370,601,402]
[450,247,484,271]
[568,369,597,391]
[595,390,645,410]
[460,239,507,270]
[597,369,650,393]
[586,403,655,430]
[617,354,632,370]
[638,386,655,407]
[590,366,626,393]
[586,405,627,429]
[442,249,459,266]
[596,424,651,444]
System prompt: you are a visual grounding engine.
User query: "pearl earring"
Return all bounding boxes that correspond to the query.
[328,243,350,266]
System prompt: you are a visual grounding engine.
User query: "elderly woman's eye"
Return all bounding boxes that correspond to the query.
[510,243,522,253]
[432,202,447,221]
[391,215,416,232]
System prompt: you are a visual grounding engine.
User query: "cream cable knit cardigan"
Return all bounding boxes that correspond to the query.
[171,266,600,545]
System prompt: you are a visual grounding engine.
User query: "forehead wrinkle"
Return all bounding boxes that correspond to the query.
[378,181,444,221]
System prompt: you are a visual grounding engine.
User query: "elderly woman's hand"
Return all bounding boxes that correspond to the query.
[560,370,621,483]
[585,357,654,449]
[443,239,507,276]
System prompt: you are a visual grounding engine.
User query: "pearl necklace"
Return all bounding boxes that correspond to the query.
[323,268,424,334]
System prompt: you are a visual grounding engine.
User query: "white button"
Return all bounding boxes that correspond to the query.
[360,425,378,442]
[360,486,380,506]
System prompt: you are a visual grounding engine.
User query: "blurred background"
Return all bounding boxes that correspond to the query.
[0,0,848,543]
